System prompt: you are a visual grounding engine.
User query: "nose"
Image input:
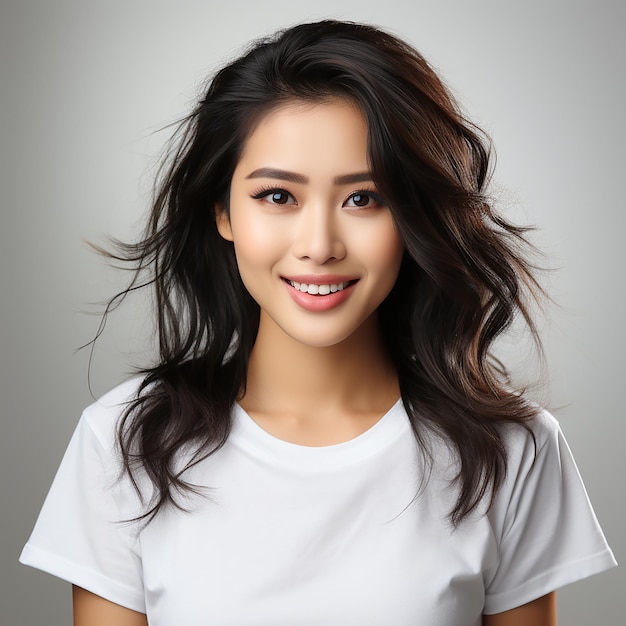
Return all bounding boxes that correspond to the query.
[291,204,346,264]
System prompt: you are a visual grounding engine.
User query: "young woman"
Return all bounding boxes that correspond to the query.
[21,20,615,625]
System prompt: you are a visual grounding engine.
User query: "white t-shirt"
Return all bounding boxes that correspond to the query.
[20,378,616,625]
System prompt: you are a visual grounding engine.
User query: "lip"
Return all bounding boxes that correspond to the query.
[282,274,359,284]
[281,275,359,312]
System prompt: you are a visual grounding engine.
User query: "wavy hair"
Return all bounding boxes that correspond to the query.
[104,20,543,525]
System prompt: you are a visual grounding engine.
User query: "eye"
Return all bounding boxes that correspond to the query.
[344,191,384,209]
[252,188,296,205]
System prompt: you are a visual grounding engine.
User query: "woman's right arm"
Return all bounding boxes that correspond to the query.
[73,586,148,626]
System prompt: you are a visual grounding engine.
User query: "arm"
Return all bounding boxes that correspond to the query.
[483,592,557,626]
[73,586,148,626]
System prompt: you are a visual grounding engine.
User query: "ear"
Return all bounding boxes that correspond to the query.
[215,203,234,241]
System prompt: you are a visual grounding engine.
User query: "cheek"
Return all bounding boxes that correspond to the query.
[366,222,404,280]
[229,212,284,275]
[230,207,267,249]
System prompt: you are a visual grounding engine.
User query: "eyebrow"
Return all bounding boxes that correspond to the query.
[245,167,373,186]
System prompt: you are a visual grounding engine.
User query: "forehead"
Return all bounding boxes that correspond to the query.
[234,99,370,178]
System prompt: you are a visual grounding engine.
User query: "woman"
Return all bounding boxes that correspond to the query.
[20,20,616,625]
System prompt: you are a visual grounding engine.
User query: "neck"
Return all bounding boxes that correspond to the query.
[241,314,399,420]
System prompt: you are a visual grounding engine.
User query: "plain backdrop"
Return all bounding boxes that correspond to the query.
[1,1,623,624]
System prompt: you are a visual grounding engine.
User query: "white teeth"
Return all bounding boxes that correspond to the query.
[288,280,350,295]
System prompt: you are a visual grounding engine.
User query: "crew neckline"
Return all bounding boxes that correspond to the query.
[230,398,409,470]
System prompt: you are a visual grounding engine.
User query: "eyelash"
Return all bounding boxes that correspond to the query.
[251,186,296,205]
[250,186,385,209]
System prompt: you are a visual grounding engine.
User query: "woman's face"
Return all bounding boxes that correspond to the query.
[217,99,404,349]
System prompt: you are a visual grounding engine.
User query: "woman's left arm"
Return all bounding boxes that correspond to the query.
[483,592,557,626]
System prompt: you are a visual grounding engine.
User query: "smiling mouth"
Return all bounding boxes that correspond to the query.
[283,279,358,295]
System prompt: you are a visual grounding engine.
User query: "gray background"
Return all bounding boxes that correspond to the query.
[1,0,623,624]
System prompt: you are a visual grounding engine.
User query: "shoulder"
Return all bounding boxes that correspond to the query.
[523,408,561,444]
[498,408,561,469]
[484,408,617,611]
[488,407,577,528]
[80,376,147,452]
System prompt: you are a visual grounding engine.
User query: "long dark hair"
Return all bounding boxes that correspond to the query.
[104,20,543,525]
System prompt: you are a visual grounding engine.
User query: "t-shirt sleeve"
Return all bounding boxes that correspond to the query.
[19,405,146,613]
[483,411,617,614]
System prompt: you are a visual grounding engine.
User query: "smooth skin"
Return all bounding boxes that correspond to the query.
[218,100,404,444]
[72,586,557,625]
[73,586,147,625]
[483,592,557,625]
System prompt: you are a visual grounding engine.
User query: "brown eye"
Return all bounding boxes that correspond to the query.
[270,191,290,204]
[251,188,296,205]
[344,191,384,209]
[351,193,369,207]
